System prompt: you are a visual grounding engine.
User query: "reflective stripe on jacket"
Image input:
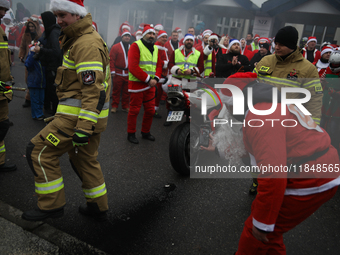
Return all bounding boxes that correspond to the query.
[129,40,158,82]
[173,48,201,80]
[254,48,323,124]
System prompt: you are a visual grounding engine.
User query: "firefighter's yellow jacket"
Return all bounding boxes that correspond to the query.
[254,47,323,124]
[55,13,111,135]
[0,26,13,101]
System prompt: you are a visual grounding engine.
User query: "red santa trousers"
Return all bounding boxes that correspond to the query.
[236,186,338,255]
[111,75,129,109]
[127,87,156,134]
[155,83,163,109]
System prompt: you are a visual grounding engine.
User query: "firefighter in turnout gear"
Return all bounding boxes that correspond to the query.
[0,0,17,173]
[22,0,111,222]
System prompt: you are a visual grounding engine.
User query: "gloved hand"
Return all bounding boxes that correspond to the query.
[72,132,90,147]
[0,81,11,92]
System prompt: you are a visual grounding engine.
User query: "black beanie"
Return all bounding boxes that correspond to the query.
[274,26,298,50]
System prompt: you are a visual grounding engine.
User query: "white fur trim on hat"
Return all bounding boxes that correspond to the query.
[154,24,163,30]
[208,34,218,41]
[0,0,10,10]
[157,32,167,39]
[307,38,317,45]
[50,0,88,17]
[228,39,240,50]
[122,31,131,36]
[3,13,11,21]
[142,28,156,37]
[122,25,130,31]
[321,47,333,56]
[183,34,195,44]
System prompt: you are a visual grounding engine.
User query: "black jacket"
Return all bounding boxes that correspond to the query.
[216,52,251,78]
[249,51,271,70]
[38,12,62,72]
[38,25,62,72]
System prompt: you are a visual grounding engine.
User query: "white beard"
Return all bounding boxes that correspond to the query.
[136,35,142,41]
[213,97,246,166]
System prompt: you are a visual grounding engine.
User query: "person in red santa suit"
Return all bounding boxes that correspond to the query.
[113,21,135,46]
[109,29,131,113]
[165,30,179,58]
[134,29,142,41]
[179,27,202,47]
[127,24,163,144]
[153,30,169,119]
[316,45,333,79]
[240,37,253,61]
[154,23,163,37]
[302,36,321,64]
[1,13,20,63]
[202,72,340,255]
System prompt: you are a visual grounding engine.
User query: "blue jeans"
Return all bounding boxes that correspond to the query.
[29,88,45,119]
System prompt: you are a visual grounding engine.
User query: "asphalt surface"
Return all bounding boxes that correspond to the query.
[0,57,339,255]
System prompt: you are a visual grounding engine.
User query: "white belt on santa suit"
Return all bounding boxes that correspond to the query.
[171,77,198,90]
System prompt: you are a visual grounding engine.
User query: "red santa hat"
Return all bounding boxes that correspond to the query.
[135,29,142,35]
[139,23,145,30]
[208,33,220,41]
[142,24,155,37]
[157,30,167,39]
[307,36,317,45]
[202,29,213,37]
[92,21,98,32]
[221,72,258,96]
[321,45,333,56]
[121,29,131,37]
[154,24,164,30]
[50,0,88,17]
[122,24,131,31]
[254,34,260,39]
[175,27,182,32]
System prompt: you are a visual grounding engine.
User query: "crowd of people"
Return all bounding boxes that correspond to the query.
[0,0,340,254]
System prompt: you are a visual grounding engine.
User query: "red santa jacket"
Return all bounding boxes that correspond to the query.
[168,46,205,76]
[128,40,163,92]
[302,48,321,64]
[1,24,20,50]
[155,41,169,77]
[109,41,130,77]
[164,40,179,59]
[244,101,340,232]
[242,47,255,61]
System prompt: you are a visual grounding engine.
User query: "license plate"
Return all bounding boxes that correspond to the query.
[167,111,184,122]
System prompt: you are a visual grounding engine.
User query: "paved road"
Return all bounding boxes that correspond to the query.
[0,59,339,255]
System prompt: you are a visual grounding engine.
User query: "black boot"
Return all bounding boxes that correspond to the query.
[79,203,107,222]
[127,133,139,144]
[22,207,64,221]
[141,132,155,141]
[22,100,31,108]
[0,163,17,172]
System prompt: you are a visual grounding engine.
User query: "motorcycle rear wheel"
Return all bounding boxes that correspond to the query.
[169,122,199,175]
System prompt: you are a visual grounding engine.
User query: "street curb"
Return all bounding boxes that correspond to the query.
[0,200,108,255]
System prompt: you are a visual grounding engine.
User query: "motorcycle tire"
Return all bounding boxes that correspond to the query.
[169,122,199,176]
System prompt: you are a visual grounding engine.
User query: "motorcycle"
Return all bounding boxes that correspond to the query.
[165,79,228,175]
